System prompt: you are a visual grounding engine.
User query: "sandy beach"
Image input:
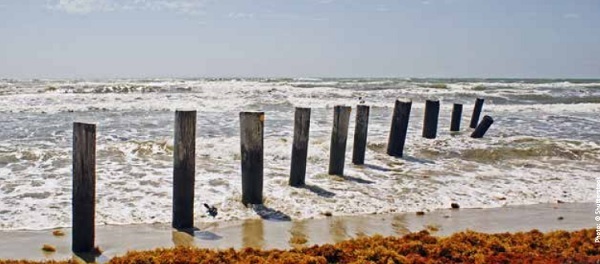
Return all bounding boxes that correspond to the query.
[0,202,593,262]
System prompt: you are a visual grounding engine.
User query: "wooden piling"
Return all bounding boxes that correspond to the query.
[422,100,439,139]
[352,105,370,165]
[471,115,494,138]
[470,98,484,128]
[387,99,412,157]
[328,106,351,175]
[290,107,311,187]
[240,112,264,205]
[173,110,196,229]
[72,122,96,253]
[450,103,463,132]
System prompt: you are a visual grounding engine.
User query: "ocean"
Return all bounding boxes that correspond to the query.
[0,78,598,230]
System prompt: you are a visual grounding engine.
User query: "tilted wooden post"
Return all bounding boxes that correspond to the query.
[72,122,96,253]
[240,112,264,205]
[173,110,196,230]
[290,107,311,187]
[422,100,439,139]
[328,106,351,175]
[387,99,412,157]
[352,105,370,165]
[471,115,494,138]
[470,98,484,128]
[450,103,463,132]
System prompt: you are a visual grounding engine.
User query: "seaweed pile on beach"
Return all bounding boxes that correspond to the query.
[2,228,600,263]
[109,228,600,263]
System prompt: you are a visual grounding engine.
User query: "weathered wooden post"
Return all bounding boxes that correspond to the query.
[387,99,412,157]
[328,106,351,175]
[422,100,439,139]
[173,110,196,229]
[450,103,463,132]
[471,115,494,138]
[72,122,96,253]
[352,105,370,165]
[240,112,264,205]
[290,107,311,187]
[470,98,484,128]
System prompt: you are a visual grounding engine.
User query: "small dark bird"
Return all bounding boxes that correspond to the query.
[358,96,365,104]
[204,203,218,217]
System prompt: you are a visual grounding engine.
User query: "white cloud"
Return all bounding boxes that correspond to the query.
[47,0,209,15]
[228,12,255,19]
[376,5,389,12]
[264,13,328,22]
[563,13,580,19]
[48,0,107,14]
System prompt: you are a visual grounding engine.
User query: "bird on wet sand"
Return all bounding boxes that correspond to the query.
[204,203,218,217]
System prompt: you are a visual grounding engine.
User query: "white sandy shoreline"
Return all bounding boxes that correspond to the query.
[0,202,594,262]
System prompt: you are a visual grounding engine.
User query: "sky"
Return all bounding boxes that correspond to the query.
[0,0,599,79]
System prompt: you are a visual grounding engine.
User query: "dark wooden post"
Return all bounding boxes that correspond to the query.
[450,103,463,132]
[290,107,311,187]
[352,105,370,165]
[471,115,494,138]
[470,98,484,128]
[72,122,96,253]
[387,99,412,157]
[422,100,439,139]
[173,110,196,229]
[240,112,264,205]
[328,106,351,175]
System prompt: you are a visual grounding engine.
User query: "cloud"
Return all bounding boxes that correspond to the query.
[318,0,335,4]
[47,0,209,14]
[264,13,328,22]
[563,13,580,19]
[228,12,254,19]
[376,5,389,12]
[48,0,106,14]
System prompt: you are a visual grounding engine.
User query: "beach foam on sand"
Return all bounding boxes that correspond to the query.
[0,202,593,262]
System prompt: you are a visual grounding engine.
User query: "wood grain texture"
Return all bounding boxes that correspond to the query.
[471,115,494,138]
[173,110,196,229]
[328,106,351,175]
[450,103,463,132]
[422,100,440,139]
[470,98,485,128]
[240,112,264,205]
[72,122,96,253]
[352,105,370,165]
[290,108,311,187]
[387,99,412,157]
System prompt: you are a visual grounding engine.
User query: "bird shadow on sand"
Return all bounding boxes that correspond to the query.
[194,230,223,241]
[175,227,223,241]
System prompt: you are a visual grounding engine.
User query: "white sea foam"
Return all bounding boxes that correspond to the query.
[0,78,598,230]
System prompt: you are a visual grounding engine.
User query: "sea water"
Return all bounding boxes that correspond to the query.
[0,78,598,230]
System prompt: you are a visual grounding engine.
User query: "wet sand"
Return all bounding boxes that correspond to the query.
[0,202,594,262]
